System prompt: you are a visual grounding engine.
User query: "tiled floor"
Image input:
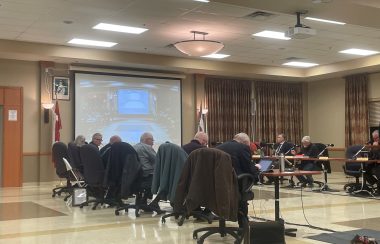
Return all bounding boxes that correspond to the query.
[0,172,379,243]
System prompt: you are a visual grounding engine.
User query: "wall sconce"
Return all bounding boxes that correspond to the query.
[42,103,55,123]
[202,108,209,115]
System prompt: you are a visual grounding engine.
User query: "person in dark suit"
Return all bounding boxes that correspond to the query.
[295,136,319,186]
[273,133,294,156]
[100,135,122,168]
[89,133,103,150]
[216,133,259,176]
[216,132,260,227]
[182,132,208,155]
[264,133,295,184]
[367,130,380,192]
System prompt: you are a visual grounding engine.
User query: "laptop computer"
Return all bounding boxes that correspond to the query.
[258,159,274,172]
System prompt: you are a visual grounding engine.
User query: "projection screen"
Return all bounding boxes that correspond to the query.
[75,72,182,149]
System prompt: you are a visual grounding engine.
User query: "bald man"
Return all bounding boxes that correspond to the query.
[100,135,122,167]
[182,131,209,155]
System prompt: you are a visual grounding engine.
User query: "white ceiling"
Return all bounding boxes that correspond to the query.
[0,0,380,67]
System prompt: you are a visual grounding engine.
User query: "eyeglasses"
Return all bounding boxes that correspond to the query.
[95,138,103,141]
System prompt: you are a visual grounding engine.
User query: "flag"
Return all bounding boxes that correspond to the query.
[54,100,62,142]
[198,103,205,132]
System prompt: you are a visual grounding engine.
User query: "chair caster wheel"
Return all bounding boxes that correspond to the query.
[115,210,120,216]
[161,218,166,224]
[92,206,96,210]
[80,205,83,209]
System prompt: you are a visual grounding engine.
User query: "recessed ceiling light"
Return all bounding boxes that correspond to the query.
[202,53,230,59]
[68,38,117,47]
[93,23,148,34]
[305,17,345,25]
[283,61,318,68]
[194,0,210,2]
[339,48,379,56]
[253,30,290,40]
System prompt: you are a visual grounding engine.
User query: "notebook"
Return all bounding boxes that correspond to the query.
[258,159,274,172]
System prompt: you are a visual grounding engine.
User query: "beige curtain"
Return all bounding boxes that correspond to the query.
[254,81,303,144]
[205,78,252,144]
[345,74,369,146]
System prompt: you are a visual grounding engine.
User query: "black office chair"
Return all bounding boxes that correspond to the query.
[147,142,200,224]
[52,142,73,199]
[67,142,83,173]
[193,173,255,244]
[313,143,332,190]
[173,148,251,244]
[79,144,116,210]
[106,142,162,217]
[343,145,373,194]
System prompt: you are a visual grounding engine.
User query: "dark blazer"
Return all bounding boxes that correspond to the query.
[300,143,319,158]
[273,141,294,156]
[216,140,257,176]
[182,139,204,155]
[152,142,188,202]
[173,148,239,221]
[103,142,141,196]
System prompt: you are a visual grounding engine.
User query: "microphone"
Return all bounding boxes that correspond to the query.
[325,144,334,147]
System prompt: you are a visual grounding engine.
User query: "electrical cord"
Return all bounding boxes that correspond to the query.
[296,185,336,232]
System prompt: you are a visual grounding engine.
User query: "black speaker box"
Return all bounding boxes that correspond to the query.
[249,221,285,244]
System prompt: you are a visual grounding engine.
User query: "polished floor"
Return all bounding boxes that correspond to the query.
[0,173,379,244]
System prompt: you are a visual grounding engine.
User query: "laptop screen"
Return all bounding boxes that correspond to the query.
[258,159,273,172]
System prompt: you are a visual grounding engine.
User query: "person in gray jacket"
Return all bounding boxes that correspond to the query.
[134,132,156,177]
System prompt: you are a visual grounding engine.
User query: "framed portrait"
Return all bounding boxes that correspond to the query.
[53,77,70,100]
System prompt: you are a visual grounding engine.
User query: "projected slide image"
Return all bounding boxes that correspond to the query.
[75,73,182,147]
[117,89,150,115]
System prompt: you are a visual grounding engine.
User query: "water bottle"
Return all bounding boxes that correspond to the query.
[280,153,285,172]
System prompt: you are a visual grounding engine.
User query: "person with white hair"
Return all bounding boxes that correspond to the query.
[74,135,86,147]
[89,133,103,150]
[216,132,260,228]
[134,132,156,177]
[294,136,320,187]
[182,131,209,155]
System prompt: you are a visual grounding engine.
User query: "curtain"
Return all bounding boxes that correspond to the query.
[254,81,303,144]
[205,78,252,144]
[345,74,369,146]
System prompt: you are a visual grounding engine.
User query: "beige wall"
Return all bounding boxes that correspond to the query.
[0,59,40,152]
[307,78,346,148]
[368,72,380,100]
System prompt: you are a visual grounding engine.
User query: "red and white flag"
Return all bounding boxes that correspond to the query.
[198,103,204,132]
[54,100,62,142]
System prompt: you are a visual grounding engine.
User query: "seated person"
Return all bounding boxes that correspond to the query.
[367,130,380,191]
[273,133,294,156]
[89,133,103,150]
[264,133,294,184]
[100,135,122,168]
[134,132,156,206]
[74,135,87,147]
[182,131,208,155]
[216,132,260,227]
[294,136,319,187]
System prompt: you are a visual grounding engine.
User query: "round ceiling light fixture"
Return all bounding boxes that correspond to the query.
[174,31,224,57]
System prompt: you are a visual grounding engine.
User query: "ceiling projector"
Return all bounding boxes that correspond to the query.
[285,12,317,39]
[285,26,316,39]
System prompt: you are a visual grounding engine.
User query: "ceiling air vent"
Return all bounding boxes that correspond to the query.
[244,11,275,21]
